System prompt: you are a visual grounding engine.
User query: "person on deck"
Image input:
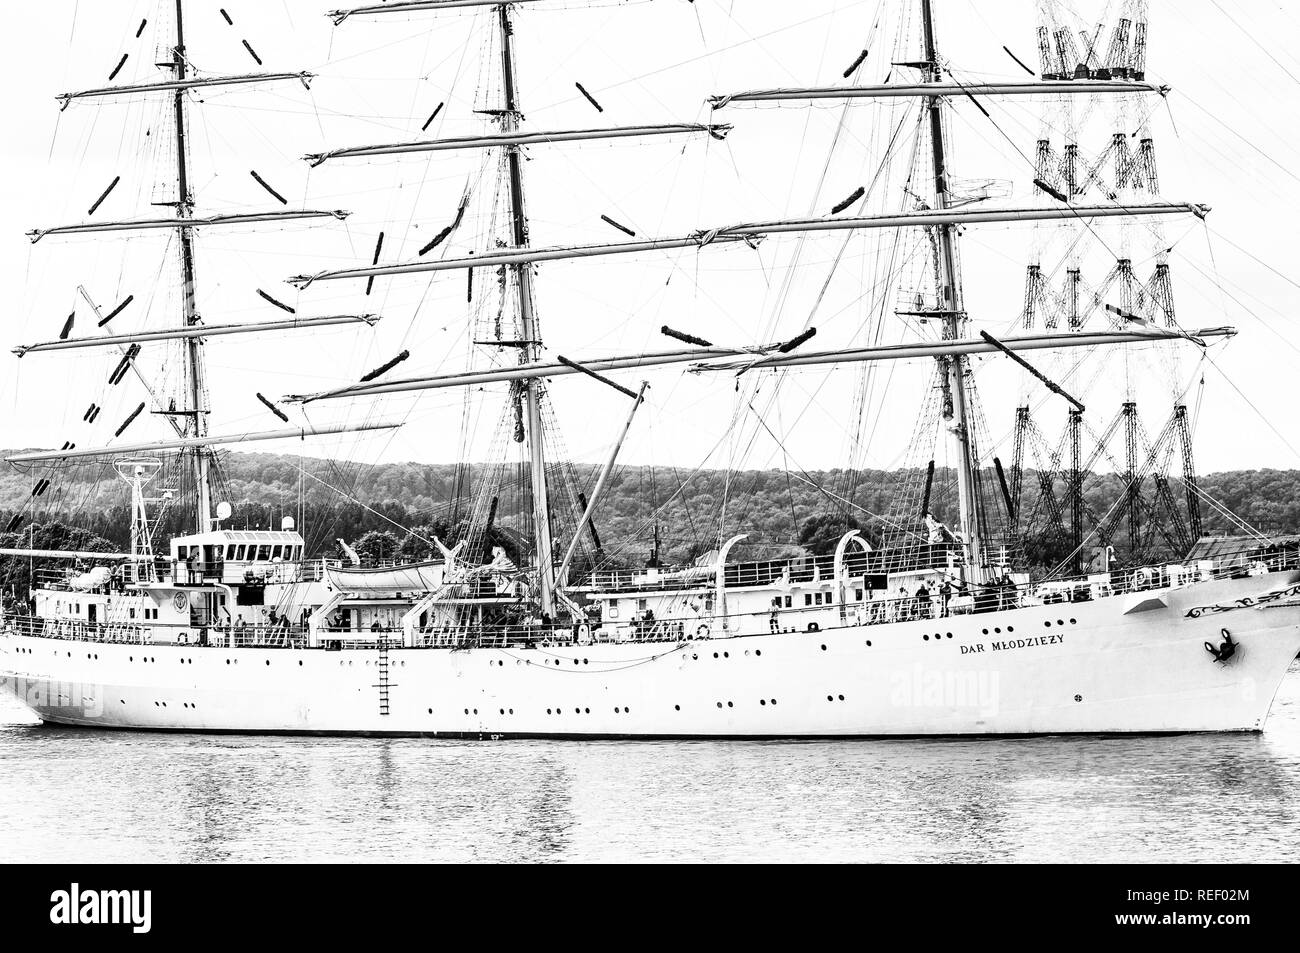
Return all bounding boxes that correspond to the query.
[915,583,932,620]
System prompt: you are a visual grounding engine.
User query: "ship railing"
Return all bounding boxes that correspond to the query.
[31,567,116,594]
[208,624,309,649]
[581,546,969,592]
[297,558,343,583]
[0,614,311,649]
[5,546,1294,651]
[0,614,158,645]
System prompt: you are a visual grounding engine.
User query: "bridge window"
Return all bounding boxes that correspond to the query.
[226,545,237,559]
[176,546,189,559]
[804,594,813,606]
[271,545,283,560]
[783,596,792,608]
[256,545,271,560]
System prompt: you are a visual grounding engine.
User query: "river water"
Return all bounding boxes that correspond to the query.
[2,666,1298,863]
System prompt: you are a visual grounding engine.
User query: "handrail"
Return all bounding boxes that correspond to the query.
[4,545,1296,652]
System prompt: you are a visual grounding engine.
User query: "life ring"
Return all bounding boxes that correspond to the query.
[172,592,189,612]
[576,623,592,645]
[1129,569,1152,592]
[696,624,711,639]
[806,621,821,633]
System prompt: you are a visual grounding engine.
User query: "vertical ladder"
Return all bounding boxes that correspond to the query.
[375,636,392,716]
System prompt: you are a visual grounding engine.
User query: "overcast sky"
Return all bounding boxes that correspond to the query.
[1,0,1298,485]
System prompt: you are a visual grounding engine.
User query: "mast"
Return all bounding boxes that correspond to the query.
[497,3,555,616]
[921,0,983,575]
[171,0,212,533]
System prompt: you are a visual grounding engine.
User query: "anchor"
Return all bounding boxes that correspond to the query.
[1204,628,1238,664]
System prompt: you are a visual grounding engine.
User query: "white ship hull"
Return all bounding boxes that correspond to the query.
[3,570,1299,737]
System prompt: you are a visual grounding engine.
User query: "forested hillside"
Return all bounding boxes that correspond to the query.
[2,450,1297,568]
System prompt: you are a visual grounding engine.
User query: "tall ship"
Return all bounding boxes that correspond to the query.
[2,0,1298,737]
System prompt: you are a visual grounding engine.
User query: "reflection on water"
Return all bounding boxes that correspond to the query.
[2,665,1299,863]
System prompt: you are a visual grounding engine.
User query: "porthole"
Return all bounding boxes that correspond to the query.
[994,627,1001,634]
[713,652,719,659]
[1057,620,1064,626]
[428,708,433,714]
[265,660,270,666]
[946,633,953,639]
[770,699,777,705]
[547,708,552,714]
[584,708,590,714]
[760,699,766,706]
[716,702,723,709]
[1044,621,1052,628]
[691,654,698,660]
[499,708,505,715]
[298,661,303,667]
[820,644,827,651]
[1007,626,1015,633]
[464,708,469,715]
[923,635,930,641]
[726,701,733,708]
[473,708,478,715]
[865,640,872,647]
[827,695,834,701]
[755,649,762,657]
[509,708,514,715]
[981,629,988,635]
[575,708,581,714]
[1069,618,1077,625]
[723,651,729,658]
[838,694,845,701]
[674,705,681,711]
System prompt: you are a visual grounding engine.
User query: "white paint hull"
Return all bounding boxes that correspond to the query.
[4,571,1299,737]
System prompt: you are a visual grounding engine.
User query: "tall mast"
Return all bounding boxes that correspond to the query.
[920,0,983,574]
[171,0,212,533]
[497,3,555,615]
